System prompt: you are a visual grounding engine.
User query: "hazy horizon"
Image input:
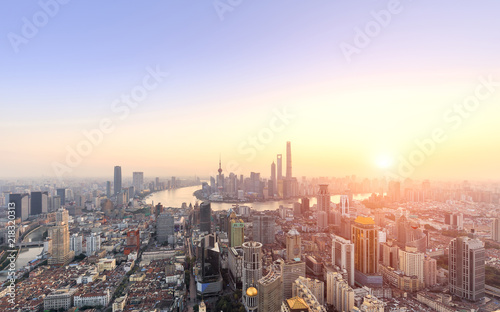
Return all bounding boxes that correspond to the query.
[2,1,500,181]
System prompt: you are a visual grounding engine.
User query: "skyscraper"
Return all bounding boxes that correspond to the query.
[86,233,101,256]
[200,201,212,233]
[271,161,276,197]
[132,172,144,194]
[253,214,275,245]
[492,218,500,242]
[277,154,283,181]
[157,212,175,244]
[56,188,66,206]
[106,181,111,198]
[230,217,245,248]
[114,166,122,195]
[340,195,349,217]
[286,141,292,179]
[423,255,437,287]
[317,184,330,213]
[281,260,306,300]
[242,241,262,312]
[399,246,424,284]
[449,237,485,302]
[10,193,30,221]
[332,234,355,287]
[352,216,379,283]
[257,261,283,312]
[286,228,301,261]
[31,191,48,216]
[70,234,83,256]
[49,208,74,265]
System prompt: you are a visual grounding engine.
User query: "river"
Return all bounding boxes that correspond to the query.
[145,185,375,211]
[0,227,45,282]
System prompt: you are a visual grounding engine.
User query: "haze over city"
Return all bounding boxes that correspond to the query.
[2,1,500,180]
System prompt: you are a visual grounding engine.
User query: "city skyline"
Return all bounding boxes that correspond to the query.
[2,1,500,180]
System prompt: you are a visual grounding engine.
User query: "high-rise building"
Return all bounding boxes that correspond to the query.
[257,261,283,312]
[326,272,354,311]
[31,191,48,216]
[52,195,61,212]
[271,161,277,197]
[340,195,349,217]
[492,218,500,242]
[301,198,309,214]
[381,241,399,269]
[352,216,379,284]
[253,214,275,245]
[132,172,144,194]
[445,212,464,230]
[70,234,83,256]
[292,276,324,306]
[332,234,355,287]
[10,193,30,221]
[86,233,101,256]
[171,176,176,189]
[230,217,245,248]
[106,181,111,198]
[286,228,301,261]
[114,166,122,195]
[242,241,262,312]
[157,212,175,244]
[399,246,424,284]
[449,237,485,301]
[49,208,74,265]
[56,188,66,206]
[277,154,283,181]
[200,201,212,233]
[126,229,141,254]
[281,260,306,300]
[317,184,330,213]
[423,255,437,287]
[317,211,328,229]
[286,141,292,179]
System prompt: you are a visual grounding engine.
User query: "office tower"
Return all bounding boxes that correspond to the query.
[56,188,66,206]
[277,154,283,181]
[301,197,309,214]
[10,193,30,221]
[155,177,160,190]
[423,255,437,287]
[340,195,349,217]
[271,161,277,196]
[292,276,324,306]
[317,184,330,213]
[157,212,174,244]
[229,247,244,289]
[31,191,48,216]
[381,241,399,269]
[48,208,74,265]
[86,233,101,256]
[230,217,245,248]
[70,234,83,256]
[252,214,275,245]
[332,234,355,287]
[399,246,424,284]
[242,241,263,312]
[352,216,379,282]
[286,141,292,179]
[286,228,301,261]
[281,260,306,300]
[106,181,111,198]
[326,272,354,312]
[198,233,223,296]
[52,195,61,212]
[132,172,144,193]
[449,237,485,301]
[171,176,176,189]
[257,261,283,312]
[317,211,328,229]
[114,166,122,195]
[492,218,500,242]
[200,201,212,233]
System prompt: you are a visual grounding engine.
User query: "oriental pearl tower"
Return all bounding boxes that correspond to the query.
[217,155,223,194]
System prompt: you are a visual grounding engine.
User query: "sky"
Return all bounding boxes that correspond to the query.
[1,0,500,181]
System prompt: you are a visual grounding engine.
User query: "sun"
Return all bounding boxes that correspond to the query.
[375,154,394,169]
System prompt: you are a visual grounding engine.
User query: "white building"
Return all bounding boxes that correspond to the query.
[74,289,111,308]
[86,233,101,256]
[70,234,83,256]
[43,288,77,311]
